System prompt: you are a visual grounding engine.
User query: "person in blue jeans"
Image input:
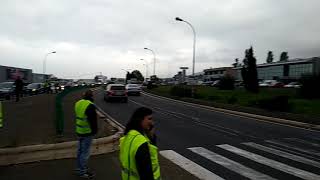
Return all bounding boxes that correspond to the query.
[75,90,98,179]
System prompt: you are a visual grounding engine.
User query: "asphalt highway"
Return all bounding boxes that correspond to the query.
[95,89,320,180]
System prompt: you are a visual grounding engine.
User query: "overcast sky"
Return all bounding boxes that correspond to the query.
[1,0,319,79]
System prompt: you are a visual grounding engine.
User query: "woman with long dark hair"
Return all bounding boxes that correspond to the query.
[119,107,161,180]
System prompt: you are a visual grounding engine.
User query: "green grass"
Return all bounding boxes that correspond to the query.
[150,85,320,117]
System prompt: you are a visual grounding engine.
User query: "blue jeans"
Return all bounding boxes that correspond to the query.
[77,136,93,175]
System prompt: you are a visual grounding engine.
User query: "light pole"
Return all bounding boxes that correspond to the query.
[139,59,148,80]
[43,51,56,74]
[175,17,196,76]
[144,48,156,76]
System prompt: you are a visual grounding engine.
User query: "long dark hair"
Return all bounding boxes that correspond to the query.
[124,107,153,135]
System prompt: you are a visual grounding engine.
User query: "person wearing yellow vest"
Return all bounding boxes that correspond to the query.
[75,90,98,179]
[120,107,161,180]
[0,101,3,128]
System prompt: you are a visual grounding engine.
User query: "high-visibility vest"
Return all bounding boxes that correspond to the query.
[0,101,3,128]
[119,130,161,180]
[75,99,93,134]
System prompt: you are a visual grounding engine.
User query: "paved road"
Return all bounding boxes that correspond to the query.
[95,89,320,180]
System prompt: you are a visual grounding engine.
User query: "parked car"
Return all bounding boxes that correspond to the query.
[284,82,302,88]
[270,82,284,88]
[202,81,214,86]
[126,84,142,96]
[26,83,45,95]
[104,84,128,102]
[211,80,221,87]
[259,80,277,87]
[0,82,15,99]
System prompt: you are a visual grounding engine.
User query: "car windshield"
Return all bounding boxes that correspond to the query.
[27,84,40,89]
[0,82,14,88]
[111,86,125,90]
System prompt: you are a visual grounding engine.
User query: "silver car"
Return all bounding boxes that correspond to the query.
[125,84,142,96]
[104,84,128,102]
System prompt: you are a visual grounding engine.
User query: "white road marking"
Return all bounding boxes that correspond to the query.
[284,138,320,148]
[188,147,276,180]
[243,142,320,168]
[217,144,320,180]
[266,140,320,157]
[160,150,225,180]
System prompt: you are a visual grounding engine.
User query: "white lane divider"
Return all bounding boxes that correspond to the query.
[217,144,320,180]
[243,142,320,168]
[188,147,276,180]
[160,150,225,180]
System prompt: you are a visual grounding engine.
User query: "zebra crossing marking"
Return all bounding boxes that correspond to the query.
[188,147,276,180]
[284,138,320,148]
[243,142,320,168]
[160,150,225,180]
[266,140,320,157]
[217,144,320,180]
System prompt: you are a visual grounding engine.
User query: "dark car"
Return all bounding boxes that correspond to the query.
[104,84,128,103]
[0,82,15,100]
[26,83,45,95]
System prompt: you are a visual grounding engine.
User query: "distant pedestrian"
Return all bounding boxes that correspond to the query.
[119,107,161,180]
[75,90,97,179]
[14,76,23,102]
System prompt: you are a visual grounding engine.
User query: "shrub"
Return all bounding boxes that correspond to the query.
[170,86,192,97]
[299,74,320,99]
[256,95,290,112]
[219,75,235,90]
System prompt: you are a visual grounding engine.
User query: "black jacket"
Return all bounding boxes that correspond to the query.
[77,98,98,137]
[135,134,157,180]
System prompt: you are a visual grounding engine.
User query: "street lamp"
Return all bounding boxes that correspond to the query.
[43,51,56,74]
[139,59,148,81]
[144,48,156,76]
[175,17,196,76]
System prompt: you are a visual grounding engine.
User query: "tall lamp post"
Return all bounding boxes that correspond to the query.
[43,51,56,74]
[144,48,156,76]
[175,17,196,76]
[139,59,148,80]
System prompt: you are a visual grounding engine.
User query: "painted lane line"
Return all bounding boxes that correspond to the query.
[243,142,320,168]
[160,150,225,180]
[188,147,276,180]
[265,140,320,157]
[217,144,320,180]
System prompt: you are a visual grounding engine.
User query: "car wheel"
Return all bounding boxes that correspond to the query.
[123,98,128,103]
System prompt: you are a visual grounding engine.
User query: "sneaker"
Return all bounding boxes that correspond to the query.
[79,172,95,179]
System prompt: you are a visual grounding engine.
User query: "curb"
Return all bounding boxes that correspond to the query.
[142,91,320,131]
[0,107,124,166]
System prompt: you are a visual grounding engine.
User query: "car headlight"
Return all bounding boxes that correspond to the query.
[32,89,36,91]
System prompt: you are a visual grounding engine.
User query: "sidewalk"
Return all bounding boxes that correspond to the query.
[0,89,113,148]
[0,151,197,180]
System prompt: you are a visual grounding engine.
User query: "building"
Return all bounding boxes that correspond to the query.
[32,73,52,83]
[234,57,320,81]
[203,67,235,81]
[0,65,33,83]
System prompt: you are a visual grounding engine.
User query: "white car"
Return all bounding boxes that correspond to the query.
[259,80,277,87]
[284,82,301,88]
[125,84,142,96]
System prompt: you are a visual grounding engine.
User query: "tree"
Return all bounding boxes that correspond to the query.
[279,52,289,61]
[131,70,144,82]
[266,51,274,63]
[241,47,259,93]
[232,58,240,67]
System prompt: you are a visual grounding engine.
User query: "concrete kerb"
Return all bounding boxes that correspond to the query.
[142,91,320,131]
[0,107,124,166]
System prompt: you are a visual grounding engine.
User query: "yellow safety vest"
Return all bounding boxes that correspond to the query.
[0,101,3,128]
[119,130,161,180]
[75,99,93,134]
